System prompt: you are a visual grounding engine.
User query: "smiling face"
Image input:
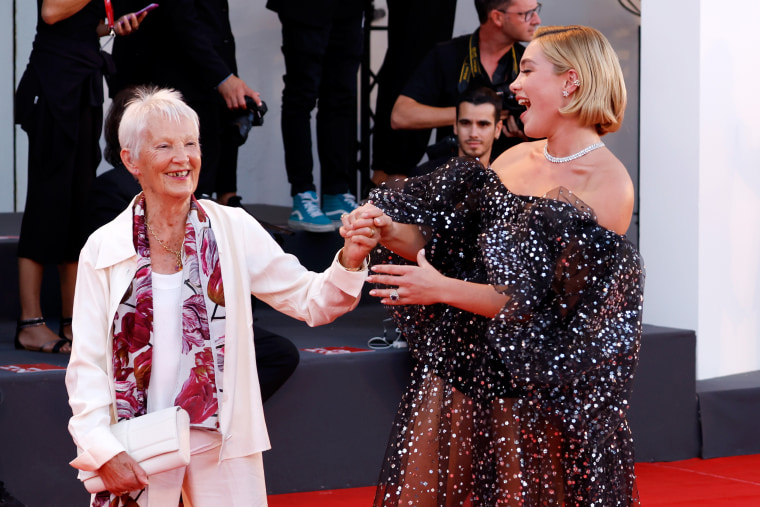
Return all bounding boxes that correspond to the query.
[509,40,569,138]
[455,102,502,161]
[122,113,201,203]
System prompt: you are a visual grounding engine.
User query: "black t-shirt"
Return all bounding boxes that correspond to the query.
[400,29,526,159]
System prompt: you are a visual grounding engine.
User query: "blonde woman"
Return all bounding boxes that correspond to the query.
[346,25,643,506]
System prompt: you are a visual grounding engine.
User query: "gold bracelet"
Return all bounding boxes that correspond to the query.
[339,248,367,272]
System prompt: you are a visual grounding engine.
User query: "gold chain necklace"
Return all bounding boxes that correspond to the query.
[145,217,184,271]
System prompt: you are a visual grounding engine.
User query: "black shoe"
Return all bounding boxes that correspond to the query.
[0,482,25,507]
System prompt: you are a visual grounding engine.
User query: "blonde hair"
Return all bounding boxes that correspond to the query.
[534,25,627,135]
[118,86,200,159]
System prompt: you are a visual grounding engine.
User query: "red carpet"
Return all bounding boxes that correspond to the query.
[636,454,760,506]
[268,454,760,506]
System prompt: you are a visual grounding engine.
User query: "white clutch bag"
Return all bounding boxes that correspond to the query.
[79,406,191,493]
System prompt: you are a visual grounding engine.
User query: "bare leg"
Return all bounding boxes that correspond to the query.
[445,387,474,504]
[58,261,77,341]
[491,397,522,506]
[17,257,70,353]
[395,373,474,507]
[395,372,444,506]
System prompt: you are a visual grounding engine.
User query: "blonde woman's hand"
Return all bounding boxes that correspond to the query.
[367,249,447,305]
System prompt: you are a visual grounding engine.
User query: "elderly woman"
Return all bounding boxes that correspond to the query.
[347,25,644,505]
[66,87,376,506]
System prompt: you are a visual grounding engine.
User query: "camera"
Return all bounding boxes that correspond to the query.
[425,135,459,160]
[229,96,268,146]
[493,83,526,132]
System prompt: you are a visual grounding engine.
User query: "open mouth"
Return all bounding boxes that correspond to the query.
[517,97,531,108]
[167,170,190,178]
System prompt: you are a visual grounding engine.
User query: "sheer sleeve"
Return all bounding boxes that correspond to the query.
[369,157,490,269]
[486,199,644,389]
[367,157,512,398]
[483,195,645,505]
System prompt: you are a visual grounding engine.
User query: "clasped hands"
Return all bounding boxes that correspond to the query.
[341,203,448,306]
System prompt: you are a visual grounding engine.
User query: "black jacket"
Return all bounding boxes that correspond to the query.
[112,0,236,102]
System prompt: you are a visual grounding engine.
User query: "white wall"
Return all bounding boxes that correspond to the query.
[0,1,12,213]
[9,1,40,213]
[640,0,760,379]
[226,4,291,206]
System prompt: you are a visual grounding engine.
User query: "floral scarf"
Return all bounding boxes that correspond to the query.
[94,196,226,506]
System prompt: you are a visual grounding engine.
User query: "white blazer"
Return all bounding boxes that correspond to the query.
[66,199,367,476]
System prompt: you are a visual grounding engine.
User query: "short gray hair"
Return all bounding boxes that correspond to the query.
[118,86,200,160]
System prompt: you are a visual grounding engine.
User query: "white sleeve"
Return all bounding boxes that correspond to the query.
[235,213,368,327]
[65,240,126,473]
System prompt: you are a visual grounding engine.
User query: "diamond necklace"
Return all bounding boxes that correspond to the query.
[543,141,605,163]
[145,218,184,271]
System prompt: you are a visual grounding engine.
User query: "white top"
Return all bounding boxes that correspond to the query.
[147,270,184,414]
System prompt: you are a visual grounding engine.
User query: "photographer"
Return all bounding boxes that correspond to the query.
[387,0,541,171]
[110,0,263,206]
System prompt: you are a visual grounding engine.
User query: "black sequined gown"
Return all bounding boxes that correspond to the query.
[369,158,644,506]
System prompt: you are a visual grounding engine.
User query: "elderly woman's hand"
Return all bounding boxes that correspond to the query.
[336,203,391,270]
[336,211,378,271]
[340,203,393,243]
[342,202,426,262]
[98,451,149,496]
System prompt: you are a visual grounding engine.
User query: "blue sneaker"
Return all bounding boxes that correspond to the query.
[288,191,335,232]
[322,193,359,225]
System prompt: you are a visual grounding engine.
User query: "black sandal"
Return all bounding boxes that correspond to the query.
[59,317,73,342]
[14,317,69,354]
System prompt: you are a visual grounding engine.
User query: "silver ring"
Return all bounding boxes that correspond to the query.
[389,289,400,302]
[369,228,376,237]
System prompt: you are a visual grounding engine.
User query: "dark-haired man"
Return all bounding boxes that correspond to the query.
[412,87,503,176]
[455,87,503,163]
[379,0,541,181]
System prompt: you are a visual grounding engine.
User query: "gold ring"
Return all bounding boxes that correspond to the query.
[341,213,349,219]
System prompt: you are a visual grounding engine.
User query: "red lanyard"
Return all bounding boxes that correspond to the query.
[104,0,115,34]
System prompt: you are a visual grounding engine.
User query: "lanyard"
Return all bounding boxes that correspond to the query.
[459,32,518,93]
